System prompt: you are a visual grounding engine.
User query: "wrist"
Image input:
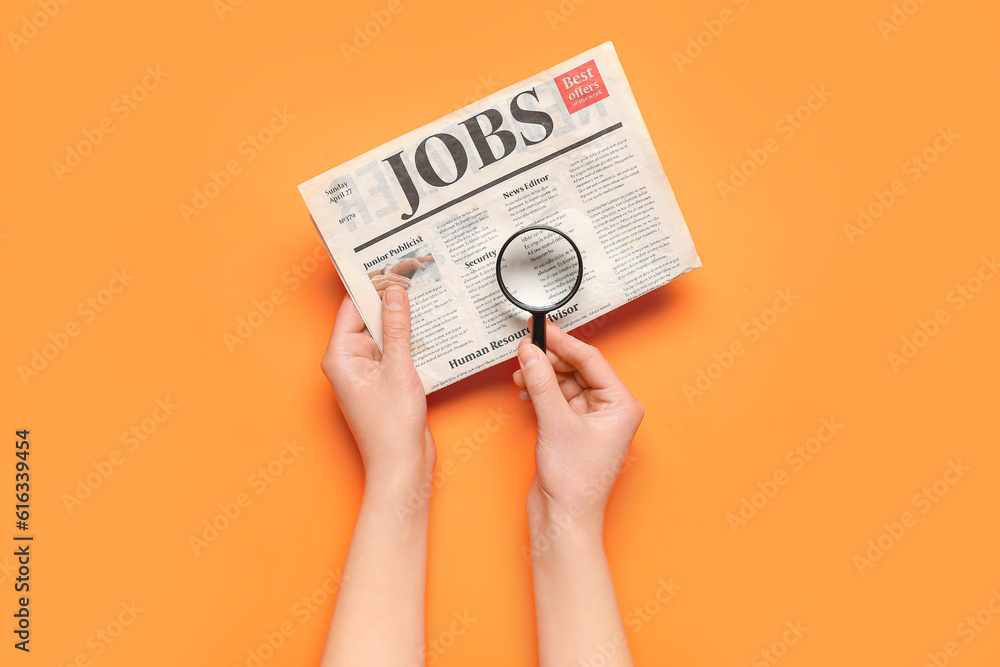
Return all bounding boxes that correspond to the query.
[526,485,605,552]
[526,512,605,567]
[356,461,435,537]
[362,438,436,507]
[361,471,431,525]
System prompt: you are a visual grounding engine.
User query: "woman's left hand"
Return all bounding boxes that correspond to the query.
[321,287,435,492]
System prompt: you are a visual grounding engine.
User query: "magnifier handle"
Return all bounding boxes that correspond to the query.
[531,312,547,353]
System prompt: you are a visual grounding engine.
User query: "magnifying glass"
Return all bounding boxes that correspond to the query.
[495,225,583,352]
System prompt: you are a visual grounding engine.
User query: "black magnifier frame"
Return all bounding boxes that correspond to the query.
[495,224,584,353]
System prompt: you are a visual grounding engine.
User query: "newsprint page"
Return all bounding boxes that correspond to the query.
[299,42,701,393]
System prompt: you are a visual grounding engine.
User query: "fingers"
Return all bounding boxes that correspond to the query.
[332,295,366,339]
[417,255,435,263]
[380,286,413,372]
[513,364,587,398]
[546,350,579,374]
[323,296,366,378]
[517,340,573,421]
[544,320,622,391]
[512,369,532,403]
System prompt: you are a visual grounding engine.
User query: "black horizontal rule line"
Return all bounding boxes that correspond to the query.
[353,122,625,253]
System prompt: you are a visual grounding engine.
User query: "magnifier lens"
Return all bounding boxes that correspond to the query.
[497,228,581,311]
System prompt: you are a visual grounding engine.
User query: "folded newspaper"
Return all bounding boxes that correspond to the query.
[299,42,701,393]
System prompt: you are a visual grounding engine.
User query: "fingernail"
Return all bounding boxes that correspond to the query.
[385,286,405,311]
[518,345,537,368]
[518,389,530,402]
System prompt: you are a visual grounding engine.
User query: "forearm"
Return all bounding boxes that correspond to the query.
[528,510,634,667]
[320,480,430,667]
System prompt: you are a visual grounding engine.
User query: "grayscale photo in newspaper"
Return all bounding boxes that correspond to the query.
[298,42,701,393]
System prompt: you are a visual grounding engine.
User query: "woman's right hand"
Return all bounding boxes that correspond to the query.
[512,321,644,535]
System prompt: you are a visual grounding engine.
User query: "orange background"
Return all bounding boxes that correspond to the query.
[3,0,999,665]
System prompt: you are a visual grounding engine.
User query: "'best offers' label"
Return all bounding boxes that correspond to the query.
[555,59,607,113]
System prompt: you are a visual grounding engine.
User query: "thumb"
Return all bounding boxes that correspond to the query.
[380,286,413,370]
[517,342,572,423]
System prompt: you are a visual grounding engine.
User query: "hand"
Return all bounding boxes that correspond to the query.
[322,288,435,493]
[513,321,643,534]
[369,272,410,298]
[386,255,435,279]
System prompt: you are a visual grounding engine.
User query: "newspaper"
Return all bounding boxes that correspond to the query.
[298,42,701,393]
